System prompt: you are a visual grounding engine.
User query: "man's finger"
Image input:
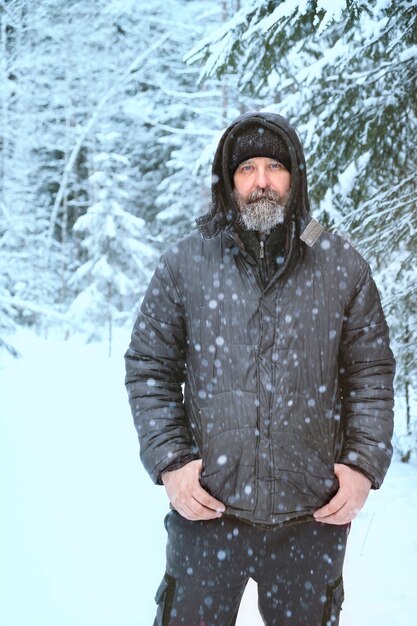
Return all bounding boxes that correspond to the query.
[314,501,353,525]
[190,496,224,520]
[193,483,225,512]
[178,496,223,521]
[314,491,347,520]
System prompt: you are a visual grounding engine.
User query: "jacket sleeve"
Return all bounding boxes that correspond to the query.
[124,254,198,484]
[338,262,395,489]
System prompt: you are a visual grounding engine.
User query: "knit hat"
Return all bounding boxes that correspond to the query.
[228,123,292,176]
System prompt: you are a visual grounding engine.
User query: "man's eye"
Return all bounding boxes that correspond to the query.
[240,165,252,172]
[270,162,283,169]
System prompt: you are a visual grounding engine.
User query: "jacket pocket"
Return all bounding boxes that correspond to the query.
[200,427,256,512]
[154,572,176,626]
[322,574,344,626]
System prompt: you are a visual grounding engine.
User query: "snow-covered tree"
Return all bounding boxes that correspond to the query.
[69,140,156,354]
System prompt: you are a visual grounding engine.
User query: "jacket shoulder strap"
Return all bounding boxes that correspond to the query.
[300,218,325,247]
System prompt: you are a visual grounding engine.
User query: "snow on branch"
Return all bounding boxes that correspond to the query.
[46,32,170,250]
[185,0,349,84]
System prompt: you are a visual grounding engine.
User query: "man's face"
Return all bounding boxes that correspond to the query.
[233,157,291,232]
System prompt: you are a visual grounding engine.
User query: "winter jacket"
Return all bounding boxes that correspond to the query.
[125,111,395,526]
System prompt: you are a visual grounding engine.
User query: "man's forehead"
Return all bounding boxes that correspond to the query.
[239,156,281,165]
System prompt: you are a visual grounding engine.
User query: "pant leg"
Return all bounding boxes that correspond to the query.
[255,521,349,626]
[153,511,249,626]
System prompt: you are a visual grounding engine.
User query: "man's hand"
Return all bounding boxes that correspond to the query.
[162,459,226,521]
[313,463,372,525]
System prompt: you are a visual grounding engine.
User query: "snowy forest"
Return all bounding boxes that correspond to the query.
[1,2,417,625]
[1,1,416,445]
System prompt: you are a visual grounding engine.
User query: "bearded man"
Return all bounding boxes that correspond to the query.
[125,111,395,626]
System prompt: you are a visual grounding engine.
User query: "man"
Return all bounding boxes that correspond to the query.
[125,111,395,625]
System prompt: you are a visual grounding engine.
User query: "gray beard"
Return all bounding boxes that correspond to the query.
[234,188,289,233]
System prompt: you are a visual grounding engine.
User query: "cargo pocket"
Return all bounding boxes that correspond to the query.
[153,572,176,626]
[322,574,344,626]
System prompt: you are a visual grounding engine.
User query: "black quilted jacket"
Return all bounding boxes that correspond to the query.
[125,112,395,526]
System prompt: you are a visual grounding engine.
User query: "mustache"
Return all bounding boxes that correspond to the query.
[246,188,283,204]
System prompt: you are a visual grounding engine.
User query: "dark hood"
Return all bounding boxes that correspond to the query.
[196,111,313,241]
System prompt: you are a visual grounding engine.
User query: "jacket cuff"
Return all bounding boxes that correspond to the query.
[338,457,381,490]
[156,454,199,485]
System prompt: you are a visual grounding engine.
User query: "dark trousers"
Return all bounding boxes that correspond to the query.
[153,511,349,626]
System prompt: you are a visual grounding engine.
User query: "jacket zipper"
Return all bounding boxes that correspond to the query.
[259,237,268,287]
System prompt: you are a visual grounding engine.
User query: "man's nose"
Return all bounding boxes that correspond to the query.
[255,168,270,189]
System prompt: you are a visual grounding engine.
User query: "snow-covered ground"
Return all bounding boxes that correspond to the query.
[1,329,416,626]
